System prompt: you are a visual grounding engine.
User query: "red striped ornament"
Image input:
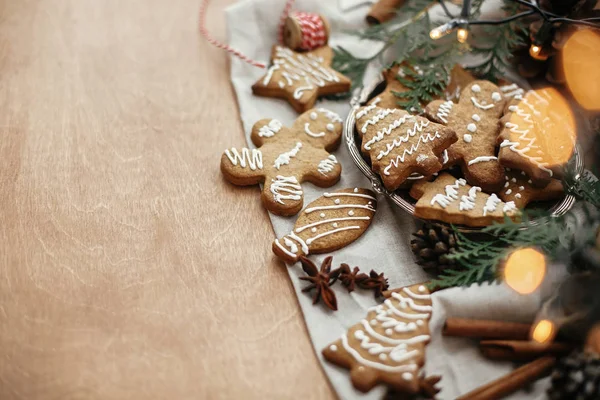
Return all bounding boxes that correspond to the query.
[283,11,330,51]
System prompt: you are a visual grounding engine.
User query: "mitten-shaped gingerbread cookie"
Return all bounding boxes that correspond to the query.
[273,188,377,263]
[355,105,456,191]
[252,46,351,113]
[409,173,519,227]
[425,81,507,192]
[498,88,575,187]
[221,108,343,216]
[323,283,433,393]
[500,169,564,208]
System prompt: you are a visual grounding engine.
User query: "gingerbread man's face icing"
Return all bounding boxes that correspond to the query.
[220,108,343,216]
[425,80,507,192]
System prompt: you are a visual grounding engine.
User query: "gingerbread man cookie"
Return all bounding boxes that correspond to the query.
[500,169,564,208]
[221,108,343,216]
[425,80,507,192]
[252,46,351,113]
[498,88,575,187]
[355,105,456,191]
[273,188,377,263]
[322,283,433,393]
[409,173,519,227]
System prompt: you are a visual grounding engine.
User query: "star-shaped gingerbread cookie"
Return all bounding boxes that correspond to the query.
[221,108,343,216]
[252,46,351,113]
[355,105,456,191]
[409,173,519,227]
[425,81,507,192]
[499,169,564,208]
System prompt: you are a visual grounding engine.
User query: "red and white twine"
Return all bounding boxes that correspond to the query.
[291,11,327,50]
[278,0,297,44]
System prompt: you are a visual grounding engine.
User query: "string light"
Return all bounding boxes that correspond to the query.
[531,319,556,344]
[503,248,546,295]
[456,28,469,43]
[430,20,462,40]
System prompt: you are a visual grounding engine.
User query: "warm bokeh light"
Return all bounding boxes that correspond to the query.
[562,28,600,110]
[531,319,555,344]
[457,28,468,43]
[529,44,541,58]
[429,28,442,40]
[506,87,575,169]
[503,248,546,295]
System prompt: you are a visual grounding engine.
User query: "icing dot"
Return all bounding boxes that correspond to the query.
[334,199,341,205]
[504,182,509,188]
[511,178,517,183]
[467,123,477,132]
[509,105,518,112]
[385,329,393,336]
[528,180,532,184]
[326,123,334,132]
[368,202,372,205]
[519,186,525,191]
[332,223,338,227]
[379,354,388,361]
[515,94,523,100]
[418,285,426,292]
[311,227,317,233]
[417,320,424,326]
[402,372,413,381]
[492,92,502,101]
[310,112,317,120]
[320,213,326,218]
[330,345,337,351]
[463,134,472,143]
[278,82,285,88]
[472,114,481,121]
[348,210,355,216]
[506,189,512,195]
[521,171,526,176]
[408,322,417,330]
[370,319,377,326]
[471,84,481,93]
[516,193,522,198]
[354,188,359,193]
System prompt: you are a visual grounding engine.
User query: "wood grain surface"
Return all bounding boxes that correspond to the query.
[0,0,334,398]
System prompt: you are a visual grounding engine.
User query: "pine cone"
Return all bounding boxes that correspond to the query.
[548,349,600,400]
[410,223,457,274]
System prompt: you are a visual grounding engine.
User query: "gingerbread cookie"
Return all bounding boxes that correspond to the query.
[409,173,519,227]
[273,188,377,263]
[500,169,564,208]
[221,108,343,216]
[252,46,351,113]
[322,283,433,393]
[498,88,575,187]
[425,80,507,192]
[355,105,456,190]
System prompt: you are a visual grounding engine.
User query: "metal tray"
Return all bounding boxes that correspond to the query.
[343,74,583,230]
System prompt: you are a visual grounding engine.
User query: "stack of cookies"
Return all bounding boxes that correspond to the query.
[355,78,574,227]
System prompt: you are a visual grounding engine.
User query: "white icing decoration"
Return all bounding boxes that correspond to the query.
[467,123,477,133]
[519,186,525,191]
[483,194,501,216]
[330,345,337,351]
[326,123,334,132]
[472,114,481,121]
[492,92,502,101]
[332,223,338,227]
[320,213,325,218]
[382,131,442,176]
[317,155,338,175]
[402,372,413,381]
[348,210,354,216]
[311,227,317,233]
[403,287,431,300]
[416,154,428,163]
[225,148,263,170]
[363,114,414,150]
[323,192,377,201]
[361,108,397,133]
[258,120,283,137]
[508,105,518,112]
[270,176,302,204]
[431,178,466,208]
[436,101,453,123]
[459,186,481,211]
[515,193,522,199]
[471,97,494,110]
[304,123,325,138]
[340,334,418,373]
[295,217,371,234]
[467,156,498,166]
[306,226,361,245]
[506,189,512,195]
[418,285,426,293]
[471,84,481,93]
[463,134,472,143]
[274,232,309,258]
[310,112,317,120]
[305,204,376,214]
[503,202,517,213]
[500,84,525,98]
[317,108,343,123]
[334,199,340,205]
[376,120,431,160]
[273,142,302,169]
[356,98,381,120]
[511,178,517,182]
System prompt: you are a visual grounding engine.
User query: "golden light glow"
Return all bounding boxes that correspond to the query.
[429,22,455,40]
[430,29,442,40]
[531,319,555,344]
[530,45,541,55]
[457,28,469,43]
[562,29,600,111]
[529,44,548,61]
[503,248,546,295]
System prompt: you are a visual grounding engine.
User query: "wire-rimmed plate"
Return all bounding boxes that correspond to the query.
[343,74,583,231]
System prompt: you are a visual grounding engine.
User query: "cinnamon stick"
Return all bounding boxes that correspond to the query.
[443,318,531,340]
[480,340,575,361]
[366,0,406,25]
[456,357,556,400]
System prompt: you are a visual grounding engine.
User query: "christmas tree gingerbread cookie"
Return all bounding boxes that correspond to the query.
[409,173,519,227]
[221,108,343,216]
[499,169,564,208]
[425,80,507,192]
[355,105,457,191]
[322,283,435,394]
[252,46,351,113]
[273,188,377,263]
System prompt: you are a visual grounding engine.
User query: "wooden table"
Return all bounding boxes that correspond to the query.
[0,1,333,398]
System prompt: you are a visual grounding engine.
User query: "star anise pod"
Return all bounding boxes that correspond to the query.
[298,256,341,311]
[358,270,390,298]
[338,263,369,292]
